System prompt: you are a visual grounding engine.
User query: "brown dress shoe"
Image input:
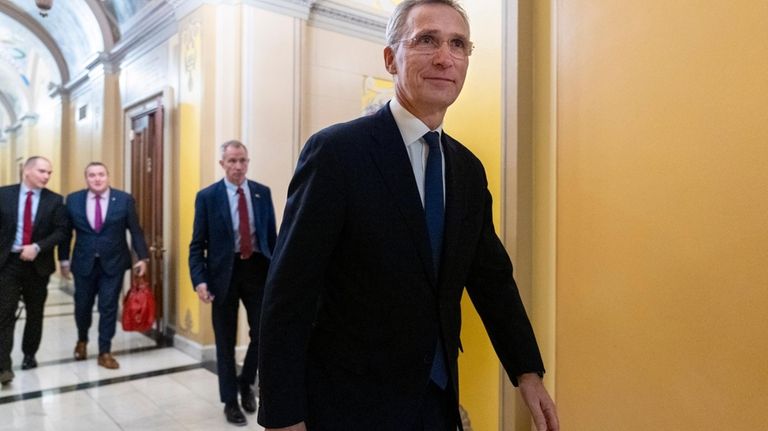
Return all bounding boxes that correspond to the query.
[97,353,120,369]
[74,341,87,360]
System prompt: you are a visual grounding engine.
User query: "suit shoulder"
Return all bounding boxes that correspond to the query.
[248,180,271,194]
[445,134,484,169]
[41,188,64,201]
[65,189,87,202]
[196,181,222,198]
[313,113,379,142]
[0,184,18,196]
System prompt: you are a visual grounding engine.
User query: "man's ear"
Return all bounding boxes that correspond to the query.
[384,46,397,75]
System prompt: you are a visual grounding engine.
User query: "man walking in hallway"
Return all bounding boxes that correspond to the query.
[189,140,277,426]
[257,1,559,430]
[0,156,68,385]
[59,162,149,370]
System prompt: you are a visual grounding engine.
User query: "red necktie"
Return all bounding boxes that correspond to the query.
[237,187,253,259]
[94,194,103,233]
[22,191,33,245]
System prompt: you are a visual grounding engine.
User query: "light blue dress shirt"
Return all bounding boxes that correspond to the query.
[12,184,41,252]
[224,179,259,254]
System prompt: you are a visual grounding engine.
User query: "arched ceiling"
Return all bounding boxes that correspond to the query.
[0,0,398,127]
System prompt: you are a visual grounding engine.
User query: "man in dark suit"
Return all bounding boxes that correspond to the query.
[189,140,277,426]
[257,1,559,430]
[59,162,149,370]
[0,156,67,385]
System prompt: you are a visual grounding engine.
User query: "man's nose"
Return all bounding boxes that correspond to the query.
[432,43,455,65]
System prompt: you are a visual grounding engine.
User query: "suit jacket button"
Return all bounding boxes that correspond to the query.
[423,354,432,364]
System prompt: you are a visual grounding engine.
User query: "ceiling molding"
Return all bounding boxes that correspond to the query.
[84,0,119,51]
[308,0,387,43]
[0,0,69,84]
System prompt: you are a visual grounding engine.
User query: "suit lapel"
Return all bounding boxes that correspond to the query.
[102,191,120,228]
[216,180,234,240]
[367,106,436,286]
[438,134,468,286]
[33,189,49,227]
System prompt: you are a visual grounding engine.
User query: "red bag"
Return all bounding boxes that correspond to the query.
[122,277,155,332]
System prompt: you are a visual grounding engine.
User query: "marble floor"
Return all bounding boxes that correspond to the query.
[0,279,264,431]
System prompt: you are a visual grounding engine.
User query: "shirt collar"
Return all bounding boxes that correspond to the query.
[224,178,248,194]
[20,183,40,196]
[389,97,443,147]
[87,188,110,199]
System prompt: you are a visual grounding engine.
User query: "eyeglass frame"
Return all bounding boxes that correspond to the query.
[396,33,474,58]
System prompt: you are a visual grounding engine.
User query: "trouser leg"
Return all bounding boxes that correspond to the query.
[96,268,125,354]
[0,259,23,371]
[212,284,240,403]
[20,272,50,356]
[74,270,100,343]
[236,254,268,387]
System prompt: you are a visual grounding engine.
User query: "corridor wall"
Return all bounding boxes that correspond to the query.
[551,2,768,429]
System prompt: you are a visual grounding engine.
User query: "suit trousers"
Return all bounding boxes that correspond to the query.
[73,258,125,354]
[0,254,49,370]
[211,253,269,403]
[212,253,268,403]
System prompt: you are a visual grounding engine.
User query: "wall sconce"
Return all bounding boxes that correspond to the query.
[35,0,53,17]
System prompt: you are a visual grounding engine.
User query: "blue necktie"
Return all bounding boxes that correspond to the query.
[423,131,448,389]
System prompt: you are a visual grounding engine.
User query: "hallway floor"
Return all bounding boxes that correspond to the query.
[0,281,264,430]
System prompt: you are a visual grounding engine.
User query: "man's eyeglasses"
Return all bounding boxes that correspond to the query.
[398,34,474,58]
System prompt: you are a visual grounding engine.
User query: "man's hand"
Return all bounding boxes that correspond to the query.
[19,244,39,262]
[518,372,559,431]
[60,260,71,279]
[133,260,148,277]
[195,283,214,304]
[267,422,307,431]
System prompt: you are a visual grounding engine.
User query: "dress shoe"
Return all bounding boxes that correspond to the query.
[239,383,256,413]
[21,355,37,370]
[223,401,247,426]
[74,341,87,360]
[97,352,120,369]
[0,369,14,385]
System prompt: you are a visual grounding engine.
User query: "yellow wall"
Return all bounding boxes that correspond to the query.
[175,7,209,338]
[445,1,503,430]
[555,2,768,429]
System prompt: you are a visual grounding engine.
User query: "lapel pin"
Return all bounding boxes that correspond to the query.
[254,194,261,198]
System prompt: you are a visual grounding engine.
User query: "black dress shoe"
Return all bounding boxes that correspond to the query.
[224,402,247,426]
[21,355,38,370]
[240,384,256,413]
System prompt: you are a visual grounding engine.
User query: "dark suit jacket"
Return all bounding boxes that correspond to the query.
[188,179,277,302]
[0,184,67,277]
[258,104,545,430]
[59,188,149,276]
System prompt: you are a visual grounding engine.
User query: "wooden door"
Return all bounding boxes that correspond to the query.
[129,104,165,336]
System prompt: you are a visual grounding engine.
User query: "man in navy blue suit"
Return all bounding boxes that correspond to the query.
[257,1,558,431]
[59,162,149,370]
[0,156,67,385]
[189,140,277,427]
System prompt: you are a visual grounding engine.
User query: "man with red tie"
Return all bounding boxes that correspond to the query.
[0,156,67,385]
[189,140,277,426]
[59,162,149,370]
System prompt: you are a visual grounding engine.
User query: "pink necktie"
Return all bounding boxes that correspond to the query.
[94,194,103,233]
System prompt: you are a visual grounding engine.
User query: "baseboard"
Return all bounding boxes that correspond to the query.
[173,333,216,362]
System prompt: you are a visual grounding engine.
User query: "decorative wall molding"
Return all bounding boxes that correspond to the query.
[309,0,387,43]
[110,1,179,66]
